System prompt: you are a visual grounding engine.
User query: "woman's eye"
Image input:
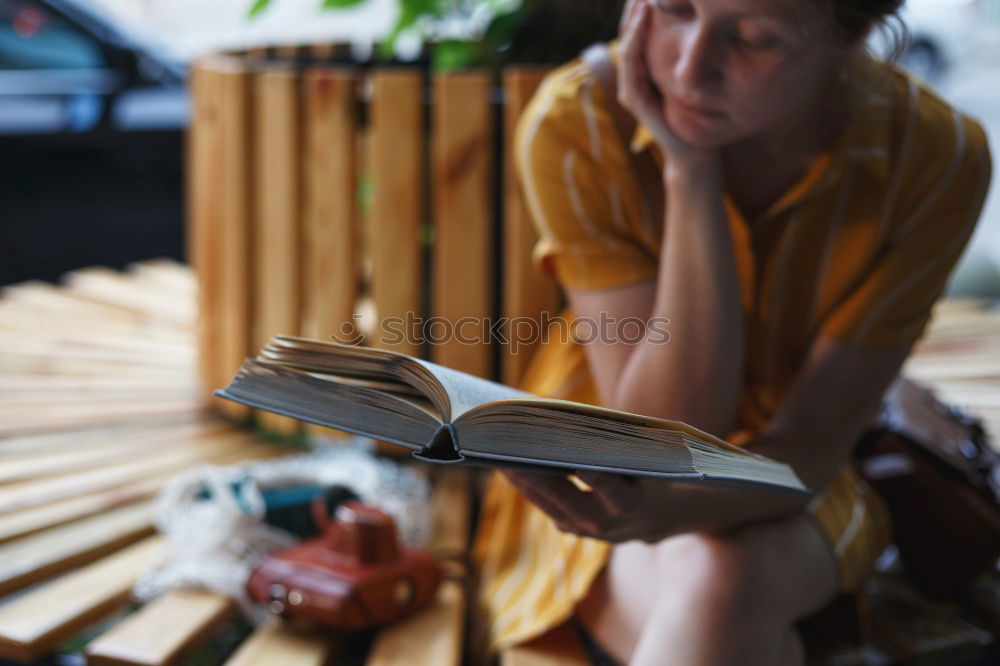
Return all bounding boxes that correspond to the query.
[654,1,694,19]
[730,31,780,51]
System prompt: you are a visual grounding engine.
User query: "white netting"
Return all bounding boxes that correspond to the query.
[132,438,433,621]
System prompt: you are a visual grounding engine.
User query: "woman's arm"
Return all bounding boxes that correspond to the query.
[507,334,911,543]
[574,163,744,439]
[571,0,743,438]
[742,336,910,490]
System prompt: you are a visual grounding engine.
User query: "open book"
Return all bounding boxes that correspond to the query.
[216,336,807,494]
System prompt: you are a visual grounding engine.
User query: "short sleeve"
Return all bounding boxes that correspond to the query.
[819,113,992,349]
[514,70,657,291]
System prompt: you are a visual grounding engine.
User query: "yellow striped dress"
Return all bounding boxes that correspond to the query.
[471,44,992,658]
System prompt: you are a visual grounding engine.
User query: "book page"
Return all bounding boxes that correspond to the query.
[458,396,768,460]
[411,358,533,420]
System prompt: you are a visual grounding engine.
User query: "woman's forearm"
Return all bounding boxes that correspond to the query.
[610,163,744,438]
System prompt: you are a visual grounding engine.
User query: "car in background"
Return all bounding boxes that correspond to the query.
[0,0,188,137]
[0,0,188,286]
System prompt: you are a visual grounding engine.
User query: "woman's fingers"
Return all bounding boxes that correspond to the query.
[618,0,643,35]
[502,470,581,522]
[502,469,613,536]
[575,470,641,517]
[619,2,656,119]
[617,2,643,104]
[615,1,707,161]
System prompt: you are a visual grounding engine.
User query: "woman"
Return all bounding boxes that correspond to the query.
[472,0,992,664]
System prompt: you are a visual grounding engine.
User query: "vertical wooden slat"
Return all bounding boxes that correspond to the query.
[370,69,425,358]
[501,68,560,388]
[214,57,254,420]
[301,68,359,343]
[189,60,224,408]
[184,63,202,277]
[275,45,300,62]
[431,72,494,378]
[254,68,303,436]
[308,42,351,61]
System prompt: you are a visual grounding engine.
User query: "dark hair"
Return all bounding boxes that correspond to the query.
[819,0,909,60]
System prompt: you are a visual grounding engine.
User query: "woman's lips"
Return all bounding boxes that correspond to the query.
[670,95,724,118]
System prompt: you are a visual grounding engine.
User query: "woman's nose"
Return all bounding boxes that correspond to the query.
[674,26,720,90]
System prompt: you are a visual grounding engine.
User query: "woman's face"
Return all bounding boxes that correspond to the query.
[640,0,843,149]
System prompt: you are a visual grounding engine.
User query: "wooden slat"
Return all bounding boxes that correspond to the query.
[0,282,188,341]
[214,57,255,420]
[425,468,472,561]
[0,418,207,456]
[85,590,236,666]
[501,68,560,388]
[63,268,193,328]
[0,423,232,484]
[0,440,290,545]
[365,469,471,666]
[185,63,203,273]
[189,59,225,415]
[365,579,464,666]
[0,475,160,545]
[431,71,494,378]
[0,399,205,437]
[369,68,424,357]
[222,617,336,666]
[0,536,165,663]
[275,45,300,61]
[0,375,193,395]
[0,502,153,597]
[0,333,192,363]
[500,620,591,666]
[254,67,303,436]
[308,42,351,61]
[0,331,185,361]
[126,260,197,298]
[0,421,227,470]
[0,429,261,514]
[301,67,359,342]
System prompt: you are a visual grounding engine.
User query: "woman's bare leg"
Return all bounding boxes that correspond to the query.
[575,514,837,666]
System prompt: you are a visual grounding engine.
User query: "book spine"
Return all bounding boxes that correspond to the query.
[412,424,464,464]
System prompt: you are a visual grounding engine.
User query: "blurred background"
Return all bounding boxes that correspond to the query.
[1,0,999,293]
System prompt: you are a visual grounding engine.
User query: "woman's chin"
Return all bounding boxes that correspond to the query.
[667,116,731,150]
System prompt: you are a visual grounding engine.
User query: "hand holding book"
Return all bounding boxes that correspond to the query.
[504,465,819,542]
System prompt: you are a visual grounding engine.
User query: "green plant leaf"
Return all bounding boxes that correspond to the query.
[374,1,425,61]
[247,0,272,18]
[321,0,368,8]
[432,39,478,70]
[482,4,529,52]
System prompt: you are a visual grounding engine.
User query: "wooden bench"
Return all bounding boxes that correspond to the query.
[4,263,1000,664]
[0,260,475,665]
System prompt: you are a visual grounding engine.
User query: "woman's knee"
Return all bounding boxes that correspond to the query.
[652,532,766,617]
[651,517,837,622]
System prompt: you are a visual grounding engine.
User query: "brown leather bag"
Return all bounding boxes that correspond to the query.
[247,501,443,630]
[854,377,1000,600]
